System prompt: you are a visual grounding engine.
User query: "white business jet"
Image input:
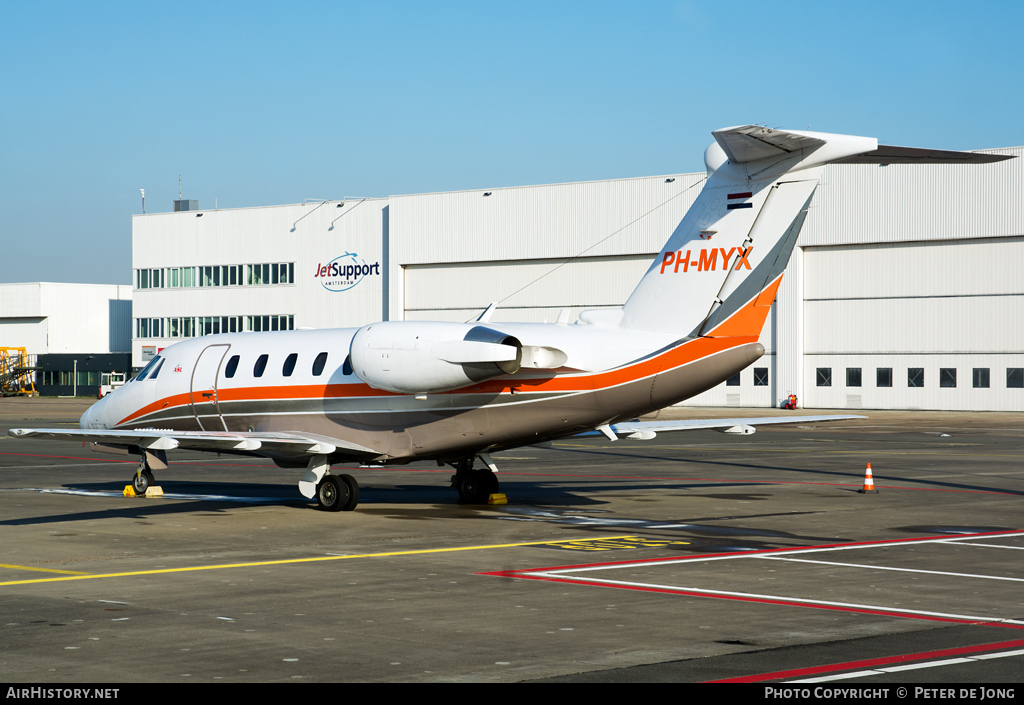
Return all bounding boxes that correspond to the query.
[10,126,1009,511]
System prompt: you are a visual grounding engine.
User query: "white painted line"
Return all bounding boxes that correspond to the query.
[757,555,1024,583]
[521,570,1024,625]
[939,541,1024,551]
[788,648,1024,683]
[974,648,1024,660]
[791,669,885,683]
[548,531,1024,576]
[765,532,1024,557]
[881,657,974,672]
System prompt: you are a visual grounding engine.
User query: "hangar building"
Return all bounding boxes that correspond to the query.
[0,282,133,396]
[130,146,1024,412]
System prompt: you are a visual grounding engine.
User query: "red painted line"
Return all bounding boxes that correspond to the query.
[704,637,1024,683]
[478,531,1024,635]
[477,529,1024,576]
[482,570,1024,631]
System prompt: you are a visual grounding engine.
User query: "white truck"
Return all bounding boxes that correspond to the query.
[99,372,126,398]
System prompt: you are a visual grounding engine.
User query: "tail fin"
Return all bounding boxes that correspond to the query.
[617,125,876,337]
[614,125,1010,338]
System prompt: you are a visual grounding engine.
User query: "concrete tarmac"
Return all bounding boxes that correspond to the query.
[1,398,1023,683]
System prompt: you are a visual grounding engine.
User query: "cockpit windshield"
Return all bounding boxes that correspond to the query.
[133,356,161,382]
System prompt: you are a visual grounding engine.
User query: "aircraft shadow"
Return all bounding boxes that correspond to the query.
[547,446,1024,497]
[0,477,806,526]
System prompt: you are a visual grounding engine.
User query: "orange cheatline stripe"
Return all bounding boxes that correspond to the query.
[704,274,783,338]
[117,334,759,427]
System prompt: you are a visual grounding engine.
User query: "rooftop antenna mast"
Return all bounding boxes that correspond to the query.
[179,175,182,200]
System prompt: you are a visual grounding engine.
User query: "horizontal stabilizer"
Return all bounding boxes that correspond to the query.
[836,145,1013,165]
[713,125,826,164]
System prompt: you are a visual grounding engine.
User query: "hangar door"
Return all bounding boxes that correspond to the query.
[403,254,652,324]
[802,236,1024,411]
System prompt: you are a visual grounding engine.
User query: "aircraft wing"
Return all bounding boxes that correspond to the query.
[581,415,866,441]
[7,427,380,457]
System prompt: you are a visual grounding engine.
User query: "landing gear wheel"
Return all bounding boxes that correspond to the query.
[338,474,359,511]
[316,475,350,512]
[456,470,499,504]
[132,469,154,495]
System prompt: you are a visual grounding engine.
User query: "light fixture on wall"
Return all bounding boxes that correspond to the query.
[483,192,492,197]
[665,178,675,183]
[196,213,203,218]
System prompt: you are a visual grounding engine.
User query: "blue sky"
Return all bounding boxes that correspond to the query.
[2,1,1022,285]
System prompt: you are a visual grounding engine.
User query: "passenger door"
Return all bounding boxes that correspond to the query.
[190,344,230,431]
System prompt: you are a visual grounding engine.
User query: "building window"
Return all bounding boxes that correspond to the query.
[753,368,768,386]
[816,368,832,387]
[940,368,957,388]
[846,368,862,387]
[973,368,990,388]
[726,373,740,386]
[908,368,924,388]
[1008,368,1024,388]
[877,368,892,387]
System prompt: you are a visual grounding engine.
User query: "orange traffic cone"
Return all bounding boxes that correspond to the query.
[858,463,879,494]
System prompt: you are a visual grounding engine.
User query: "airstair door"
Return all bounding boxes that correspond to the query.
[190,344,230,431]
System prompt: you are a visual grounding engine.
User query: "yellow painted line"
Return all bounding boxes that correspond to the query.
[0,535,638,587]
[0,563,91,575]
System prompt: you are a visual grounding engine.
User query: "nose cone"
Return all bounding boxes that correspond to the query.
[80,396,110,430]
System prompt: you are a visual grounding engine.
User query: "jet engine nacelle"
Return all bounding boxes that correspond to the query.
[350,321,523,394]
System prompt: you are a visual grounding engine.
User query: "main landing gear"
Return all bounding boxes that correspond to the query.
[451,457,498,504]
[130,448,166,495]
[316,473,360,512]
[132,467,155,495]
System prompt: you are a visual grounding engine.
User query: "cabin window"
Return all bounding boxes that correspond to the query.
[342,355,353,376]
[283,353,298,377]
[150,358,165,379]
[254,354,269,378]
[224,355,240,378]
[312,352,328,376]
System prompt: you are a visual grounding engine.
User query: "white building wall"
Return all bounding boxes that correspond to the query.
[0,283,131,355]
[388,173,703,322]
[131,199,387,366]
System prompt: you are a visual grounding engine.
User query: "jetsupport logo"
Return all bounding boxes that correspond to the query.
[316,253,381,292]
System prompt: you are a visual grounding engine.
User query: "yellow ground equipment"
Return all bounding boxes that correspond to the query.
[0,348,39,396]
